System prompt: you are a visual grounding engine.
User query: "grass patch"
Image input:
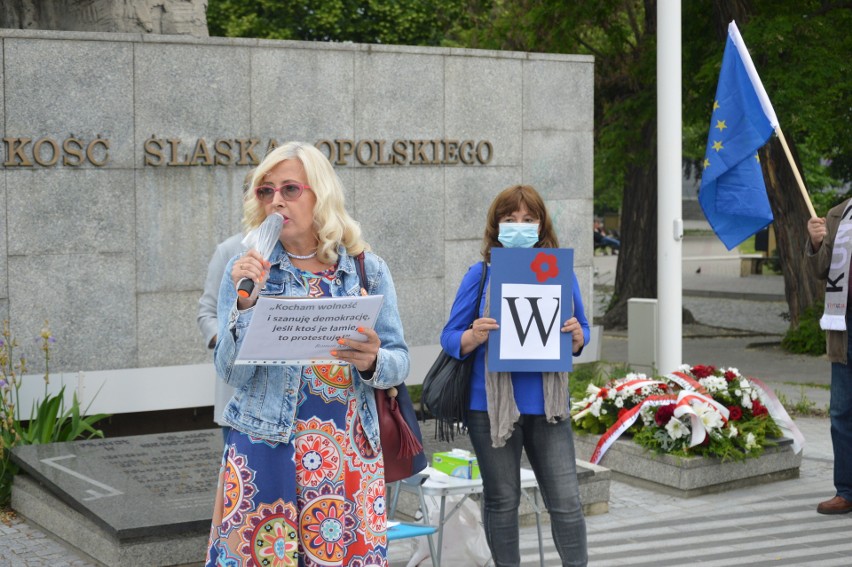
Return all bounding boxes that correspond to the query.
[776,387,829,418]
[407,384,422,404]
[781,381,830,390]
[569,361,633,400]
[738,235,757,254]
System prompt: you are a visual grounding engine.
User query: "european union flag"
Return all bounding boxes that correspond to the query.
[699,21,778,250]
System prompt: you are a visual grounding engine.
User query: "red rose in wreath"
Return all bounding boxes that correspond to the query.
[691,364,716,379]
[531,252,559,283]
[654,404,676,427]
[727,405,743,421]
[752,399,769,417]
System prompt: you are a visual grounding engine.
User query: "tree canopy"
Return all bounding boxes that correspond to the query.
[207,0,474,46]
[208,0,852,328]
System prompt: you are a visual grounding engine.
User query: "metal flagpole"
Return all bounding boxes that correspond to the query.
[657,0,683,373]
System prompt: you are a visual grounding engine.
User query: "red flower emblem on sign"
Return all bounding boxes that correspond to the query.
[530,252,559,282]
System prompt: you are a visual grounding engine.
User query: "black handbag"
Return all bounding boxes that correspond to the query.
[353,253,426,483]
[422,261,487,441]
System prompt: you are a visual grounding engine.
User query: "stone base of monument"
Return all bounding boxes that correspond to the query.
[391,460,611,525]
[13,474,207,566]
[572,433,802,497]
[11,430,222,566]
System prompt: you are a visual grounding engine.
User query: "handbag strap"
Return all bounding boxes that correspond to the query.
[470,261,487,326]
[354,252,368,296]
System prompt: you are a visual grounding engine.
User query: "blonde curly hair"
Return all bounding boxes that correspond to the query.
[242,142,368,264]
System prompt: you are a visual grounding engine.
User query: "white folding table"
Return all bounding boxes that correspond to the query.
[388,466,545,567]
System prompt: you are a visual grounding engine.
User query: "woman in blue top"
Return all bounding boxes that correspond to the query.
[206,142,409,566]
[441,184,589,567]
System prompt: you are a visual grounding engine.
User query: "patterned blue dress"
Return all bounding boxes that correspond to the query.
[205,267,387,567]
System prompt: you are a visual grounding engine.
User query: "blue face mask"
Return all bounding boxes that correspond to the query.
[498,223,540,248]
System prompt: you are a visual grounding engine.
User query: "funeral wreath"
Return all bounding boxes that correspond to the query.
[571,364,801,464]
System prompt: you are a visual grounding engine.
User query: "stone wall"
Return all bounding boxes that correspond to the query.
[0,29,594,411]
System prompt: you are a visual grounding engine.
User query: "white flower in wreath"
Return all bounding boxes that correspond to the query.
[666,417,689,440]
[677,364,692,373]
[589,398,603,417]
[694,401,725,431]
[699,375,727,394]
[745,432,758,450]
[640,406,656,427]
[741,395,753,410]
[727,424,739,438]
[614,396,624,408]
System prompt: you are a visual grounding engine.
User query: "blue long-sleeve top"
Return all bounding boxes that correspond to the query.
[440,261,590,414]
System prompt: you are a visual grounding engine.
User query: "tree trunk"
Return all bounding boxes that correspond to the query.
[760,135,823,326]
[602,122,659,329]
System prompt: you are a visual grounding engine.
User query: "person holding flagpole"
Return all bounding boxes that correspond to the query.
[807,204,852,515]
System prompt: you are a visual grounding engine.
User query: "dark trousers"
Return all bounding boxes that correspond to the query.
[467,411,588,567]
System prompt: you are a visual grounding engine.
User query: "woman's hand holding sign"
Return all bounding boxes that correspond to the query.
[332,327,381,373]
[461,317,499,356]
[561,316,584,355]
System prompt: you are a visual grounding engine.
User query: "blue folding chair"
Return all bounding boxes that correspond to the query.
[387,474,439,567]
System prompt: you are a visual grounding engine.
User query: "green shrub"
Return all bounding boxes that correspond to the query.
[0,321,109,506]
[781,304,826,355]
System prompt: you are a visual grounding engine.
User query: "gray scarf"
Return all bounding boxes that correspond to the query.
[483,285,571,448]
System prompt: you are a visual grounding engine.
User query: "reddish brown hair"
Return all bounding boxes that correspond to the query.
[481,184,558,262]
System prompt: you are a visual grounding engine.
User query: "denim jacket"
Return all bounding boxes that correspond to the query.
[214,242,410,450]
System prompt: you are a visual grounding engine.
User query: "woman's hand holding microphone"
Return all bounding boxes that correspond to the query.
[231,250,270,310]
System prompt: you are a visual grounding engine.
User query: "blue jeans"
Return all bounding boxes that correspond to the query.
[467,411,588,567]
[829,330,852,500]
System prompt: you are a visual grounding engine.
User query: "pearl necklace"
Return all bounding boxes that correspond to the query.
[286,249,318,260]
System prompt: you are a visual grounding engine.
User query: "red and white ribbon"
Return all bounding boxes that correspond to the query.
[573,379,665,422]
[672,390,730,447]
[666,371,707,394]
[589,395,677,465]
[748,376,805,454]
[613,379,665,393]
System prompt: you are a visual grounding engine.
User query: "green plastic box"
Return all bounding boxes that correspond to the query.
[432,450,481,479]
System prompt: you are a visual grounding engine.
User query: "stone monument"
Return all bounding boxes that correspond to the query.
[0,0,208,36]
[12,430,222,565]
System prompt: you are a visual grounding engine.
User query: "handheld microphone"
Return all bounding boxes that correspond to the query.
[236,212,285,299]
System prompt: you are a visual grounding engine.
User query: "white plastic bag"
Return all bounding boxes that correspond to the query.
[405,494,492,567]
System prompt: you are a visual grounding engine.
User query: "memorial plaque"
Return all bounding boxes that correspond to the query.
[11,429,223,539]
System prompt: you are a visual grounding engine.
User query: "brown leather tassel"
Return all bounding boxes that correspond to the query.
[387,394,423,458]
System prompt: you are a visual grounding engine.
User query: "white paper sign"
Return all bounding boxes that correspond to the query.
[499,283,562,360]
[235,295,384,365]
